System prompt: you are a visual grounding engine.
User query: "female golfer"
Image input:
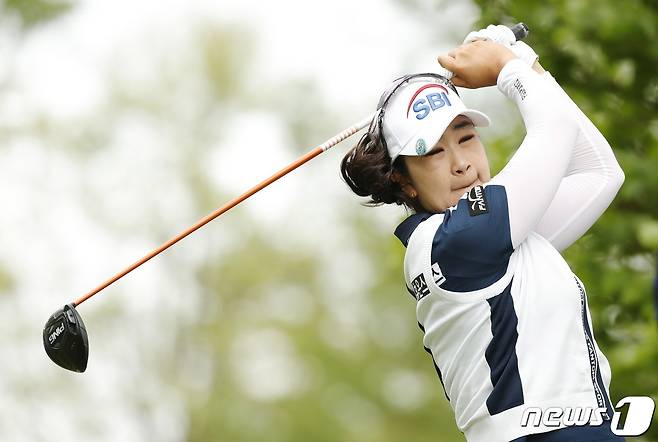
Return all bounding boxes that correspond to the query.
[341,26,625,442]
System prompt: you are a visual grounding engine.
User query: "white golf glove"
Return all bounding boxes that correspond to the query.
[463,24,539,67]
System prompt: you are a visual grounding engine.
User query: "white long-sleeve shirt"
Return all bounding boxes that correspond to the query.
[489,60,624,251]
[533,70,625,251]
[395,58,624,442]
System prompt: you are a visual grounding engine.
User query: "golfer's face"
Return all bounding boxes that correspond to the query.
[404,115,491,213]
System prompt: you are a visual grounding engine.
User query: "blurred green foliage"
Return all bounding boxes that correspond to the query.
[0,1,69,300]
[2,0,73,29]
[475,1,658,440]
[198,25,253,102]
[0,266,14,294]
[175,12,471,440]
[186,226,463,442]
[184,26,465,441]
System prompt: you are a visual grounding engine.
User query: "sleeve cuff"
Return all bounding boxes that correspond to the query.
[497,58,534,86]
[496,58,542,102]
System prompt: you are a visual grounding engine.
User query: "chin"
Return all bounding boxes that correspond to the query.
[445,195,462,210]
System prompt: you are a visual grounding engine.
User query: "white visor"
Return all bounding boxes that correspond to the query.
[380,77,491,164]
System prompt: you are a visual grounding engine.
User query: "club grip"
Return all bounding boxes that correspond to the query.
[510,22,529,41]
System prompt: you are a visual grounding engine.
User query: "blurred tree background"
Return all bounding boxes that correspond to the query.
[0,0,655,441]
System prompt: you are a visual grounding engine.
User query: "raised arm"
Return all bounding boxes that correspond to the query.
[438,42,580,249]
[459,27,624,251]
[533,71,625,251]
[488,58,581,248]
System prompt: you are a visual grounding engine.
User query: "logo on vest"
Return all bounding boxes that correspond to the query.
[431,262,446,286]
[467,185,488,216]
[410,273,431,301]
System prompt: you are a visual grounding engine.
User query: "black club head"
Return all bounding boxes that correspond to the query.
[43,304,89,373]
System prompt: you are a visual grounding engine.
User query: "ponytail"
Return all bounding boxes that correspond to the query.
[340,128,423,212]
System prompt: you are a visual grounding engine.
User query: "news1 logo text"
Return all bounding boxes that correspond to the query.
[521,396,655,436]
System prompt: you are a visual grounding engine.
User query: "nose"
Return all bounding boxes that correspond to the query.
[450,148,471,176]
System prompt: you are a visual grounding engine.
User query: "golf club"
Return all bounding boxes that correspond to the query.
[43,23,529,373]
[43,114,373,372]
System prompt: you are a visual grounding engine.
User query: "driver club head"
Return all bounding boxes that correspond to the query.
[43,303,89,373]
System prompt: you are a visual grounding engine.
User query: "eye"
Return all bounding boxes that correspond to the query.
[428,147,444,156]
[459,134,474,143]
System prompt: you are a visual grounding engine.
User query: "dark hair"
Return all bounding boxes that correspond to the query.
[340,126,425,213]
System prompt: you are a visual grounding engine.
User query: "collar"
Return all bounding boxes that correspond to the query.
[393,212,433,247]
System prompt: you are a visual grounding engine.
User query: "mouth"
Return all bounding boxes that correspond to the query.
[453,179,479,193]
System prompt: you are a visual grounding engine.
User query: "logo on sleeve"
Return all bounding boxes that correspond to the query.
[513,78,527,100]
[467,185,489,216]
[410,273,431,301]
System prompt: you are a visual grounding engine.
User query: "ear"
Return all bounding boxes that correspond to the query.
[391,169,418,199]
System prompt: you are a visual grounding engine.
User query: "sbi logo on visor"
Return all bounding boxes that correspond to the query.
[406,84,452,120]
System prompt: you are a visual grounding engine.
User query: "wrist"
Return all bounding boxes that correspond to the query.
[496,53,518,77]
[496,58,534,96]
